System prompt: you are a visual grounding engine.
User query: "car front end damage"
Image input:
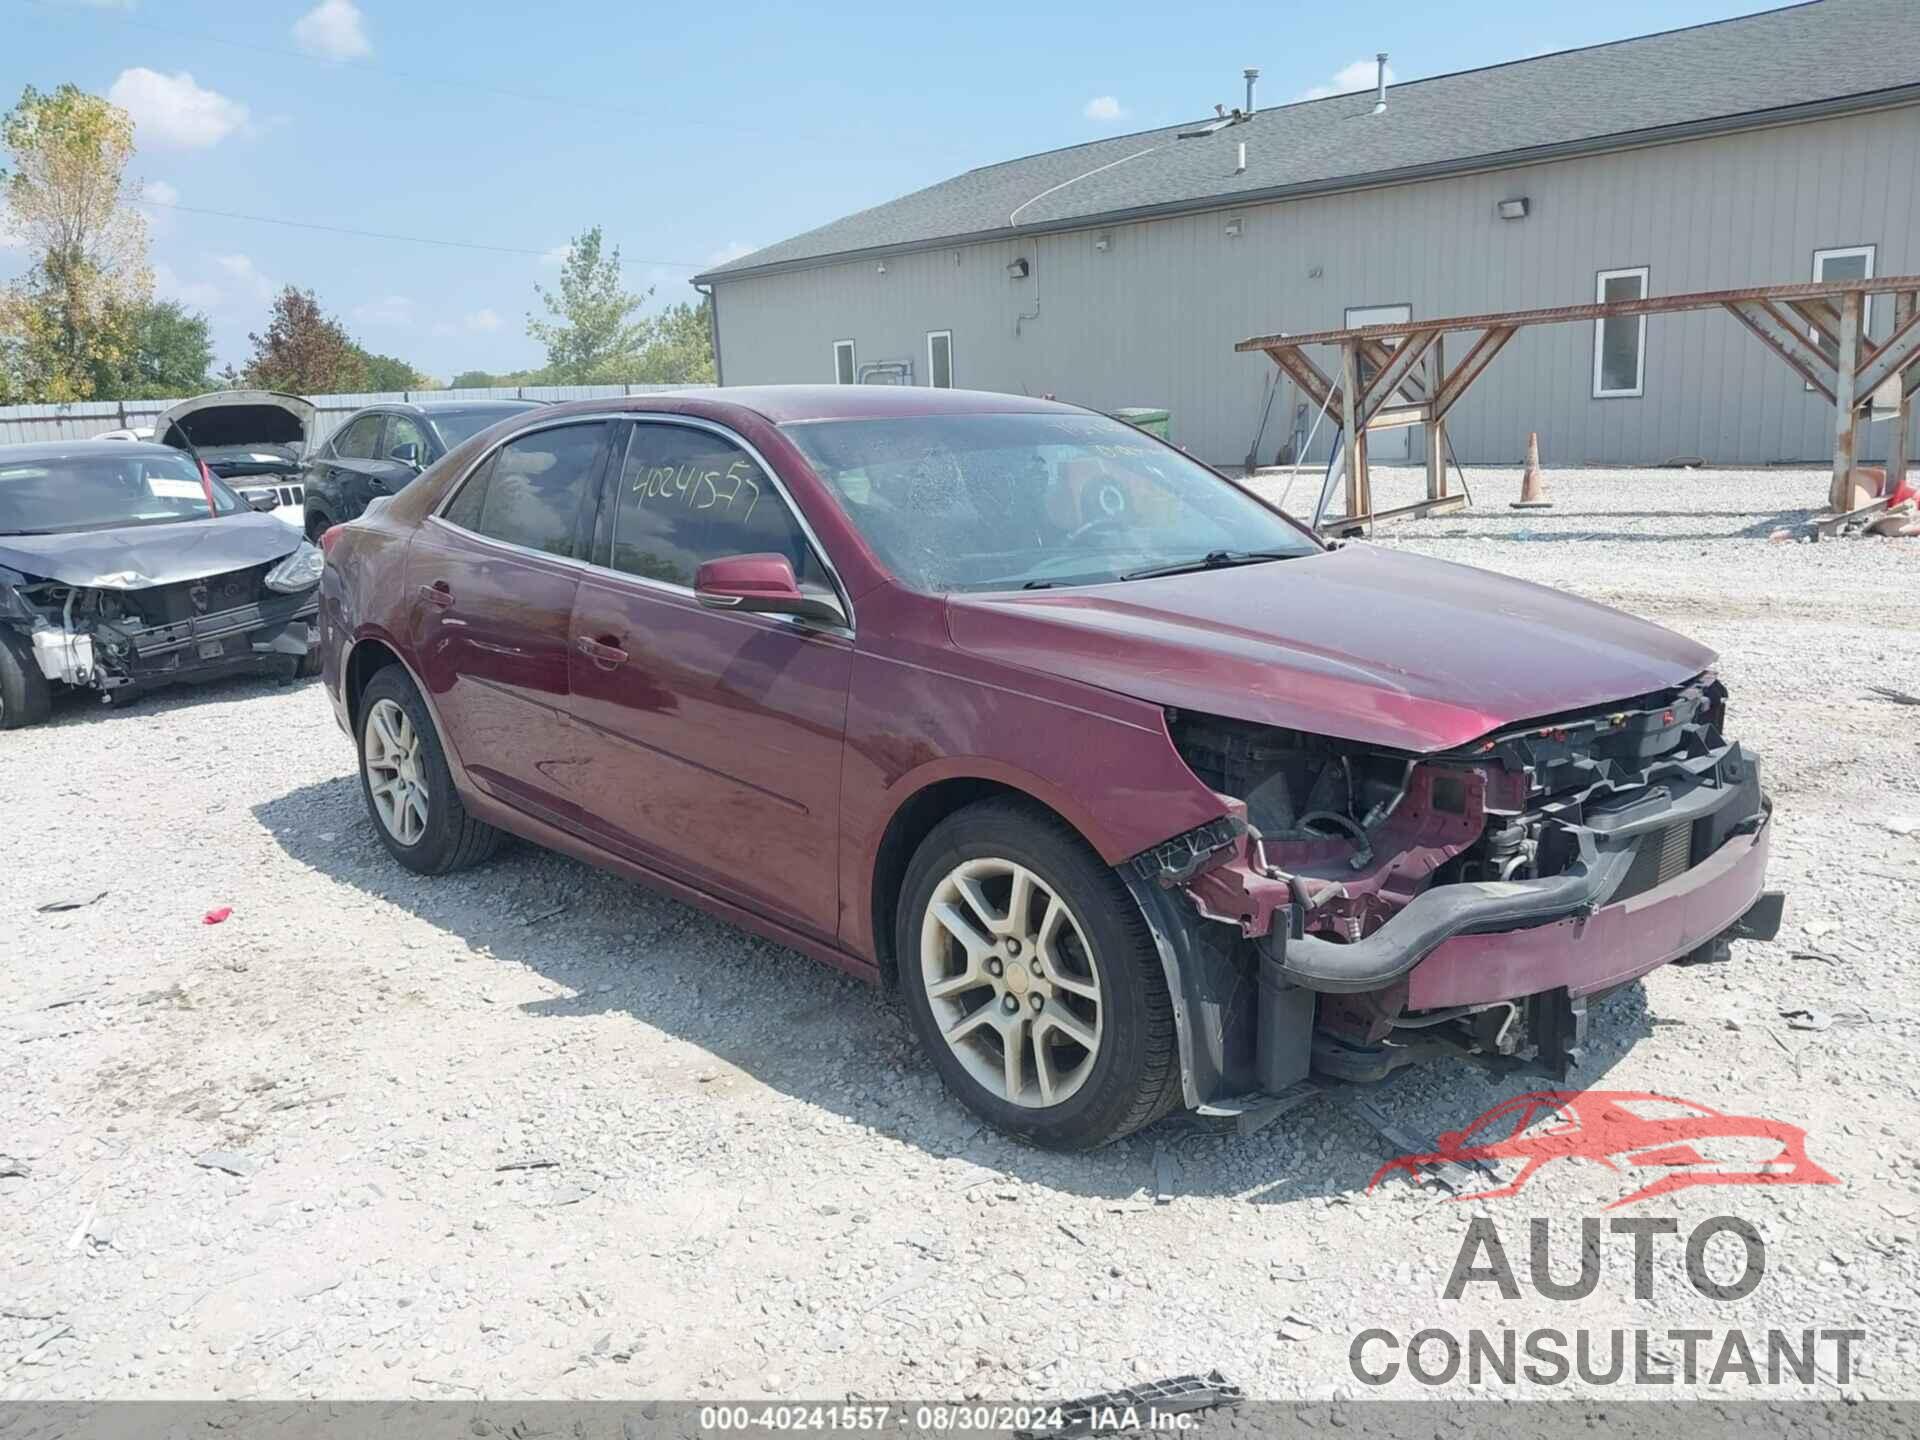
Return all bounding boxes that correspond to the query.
[1126,674,1783,1104]
[0,553,321,703]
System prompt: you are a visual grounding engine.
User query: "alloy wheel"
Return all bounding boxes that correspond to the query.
[363,697,429,846]
[919,857,1103,1108]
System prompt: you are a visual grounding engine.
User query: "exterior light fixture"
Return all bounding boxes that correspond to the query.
[1006,258,1030,279]
[1094,234,1110,252]
[1497,197,1529,220]
[1224,218,1243,238]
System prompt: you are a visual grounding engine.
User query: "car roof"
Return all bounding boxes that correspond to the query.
[359,399,544,417]
[529,385,1083,428]
[0,440,185,464]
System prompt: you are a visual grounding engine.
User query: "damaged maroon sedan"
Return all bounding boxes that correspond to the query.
[317,388,1782,1149]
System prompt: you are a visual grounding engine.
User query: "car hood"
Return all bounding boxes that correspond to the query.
[0,512,303,590]
[157,390,315,455]
[944,544,1715,753]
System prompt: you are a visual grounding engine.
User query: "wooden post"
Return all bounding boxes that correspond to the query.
[1425,334,1447,501]
[1831,291,1864,513]
[1340,340,1364,521]
[1889,292,1915,496]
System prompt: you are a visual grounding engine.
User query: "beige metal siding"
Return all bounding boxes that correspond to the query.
[713,103,1920,468]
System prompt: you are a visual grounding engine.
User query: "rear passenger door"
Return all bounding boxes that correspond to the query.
[315,413,390,521]
[406,420,612,827]
[565,418,854,940]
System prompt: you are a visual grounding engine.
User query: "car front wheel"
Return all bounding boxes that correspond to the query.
[897,798,1182,1149]
[355,666,501,874]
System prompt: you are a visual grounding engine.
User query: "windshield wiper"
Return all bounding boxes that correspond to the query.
[1121,549,1298,582]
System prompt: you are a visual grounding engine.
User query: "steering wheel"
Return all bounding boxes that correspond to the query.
[1065,513,1130,545]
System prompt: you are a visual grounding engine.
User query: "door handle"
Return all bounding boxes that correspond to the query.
[418,581,454,609]
[575,634,629,669]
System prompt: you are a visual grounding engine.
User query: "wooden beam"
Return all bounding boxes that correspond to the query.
[1724,302,1837,403]
[1431,326,1515,421]
[1340,341,1364,521]
[1425,335,1447,502]
[1355,330,1439,431]
[1832,290,1863,512]
[1890,292,1914,496]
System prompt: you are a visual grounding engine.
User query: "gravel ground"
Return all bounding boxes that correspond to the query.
[2,466,1917,1404]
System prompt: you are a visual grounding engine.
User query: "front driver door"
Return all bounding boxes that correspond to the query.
[406,419,610,826]
[565,418,853,941]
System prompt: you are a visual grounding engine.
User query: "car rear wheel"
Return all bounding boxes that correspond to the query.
[897,798,1182,1149]
[355,667,501,874]
[0,629,52,730]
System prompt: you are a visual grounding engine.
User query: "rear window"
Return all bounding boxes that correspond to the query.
[0,452,242,534]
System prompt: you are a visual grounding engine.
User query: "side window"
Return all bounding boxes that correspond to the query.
[926,330,953,388]
[442,423,605,559]
[833,340,856,385]
[389,414,430,461]
[1592,267,1648,398]
[610,423,823,590]
[335,415,385,459]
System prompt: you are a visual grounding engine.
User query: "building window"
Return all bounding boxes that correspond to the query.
[1593,266,1648,398]
[926,331,953,389]
[1811,245,1875,369]
[833,340,856,385]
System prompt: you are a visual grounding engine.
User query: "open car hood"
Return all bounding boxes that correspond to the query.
[0,512,303,590]
[158,390,315,456]
[944,544,1715,753]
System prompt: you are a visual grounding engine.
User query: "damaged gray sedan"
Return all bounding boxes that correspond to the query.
[0,440,324,729]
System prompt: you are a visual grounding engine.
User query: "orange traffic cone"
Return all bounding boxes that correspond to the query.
[1512,432,1552,509]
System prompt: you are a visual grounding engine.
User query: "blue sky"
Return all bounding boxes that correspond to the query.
[4,0,1775,381]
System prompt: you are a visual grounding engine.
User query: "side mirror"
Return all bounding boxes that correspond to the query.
[694,553,845,627]
[389,441,422,469]
[247,492,279,512]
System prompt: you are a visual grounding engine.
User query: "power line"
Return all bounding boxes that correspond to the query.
[17,0,844,148]
[135,197,707,270]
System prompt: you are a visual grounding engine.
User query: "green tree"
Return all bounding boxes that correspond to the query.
[526,226,650,383]
[0,83,151,401]
[628,295,715,384]
[353,347,425,391]
[244,287,368,394]
[448,368,498,389]
[89,298,212,398]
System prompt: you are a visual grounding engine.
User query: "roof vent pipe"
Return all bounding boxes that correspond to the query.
[1372,53,1389,114]
[1243,68,1259,115]
[1235,140,1247,174]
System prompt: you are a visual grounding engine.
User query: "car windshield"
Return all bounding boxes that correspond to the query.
[0,451,244,534]
[783,412,1319,593]
[429,408,533,452]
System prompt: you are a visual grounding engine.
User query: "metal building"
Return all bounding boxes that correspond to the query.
[696,0,1920,468]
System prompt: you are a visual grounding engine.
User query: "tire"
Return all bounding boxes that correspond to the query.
[896,797,1182,1149]
[355,665,501,874]
[294,647,323,679]
[0,628,52,730]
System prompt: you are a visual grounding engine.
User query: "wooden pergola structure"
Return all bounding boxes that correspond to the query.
[1236,274,1920,532]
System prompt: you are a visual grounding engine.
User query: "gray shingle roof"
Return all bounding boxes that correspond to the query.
[700,0,1920,282]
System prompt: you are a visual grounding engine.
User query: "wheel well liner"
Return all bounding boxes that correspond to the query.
[345,637,403,723]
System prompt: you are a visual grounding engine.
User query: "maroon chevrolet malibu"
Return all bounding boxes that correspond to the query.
[318,387,1782,1148]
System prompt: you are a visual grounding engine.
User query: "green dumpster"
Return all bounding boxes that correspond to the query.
[1108,407,1171,441]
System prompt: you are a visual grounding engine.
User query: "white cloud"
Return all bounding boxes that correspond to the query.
[293,0,371,60]
[1295,58,1395,102]
[141,179,179,206]
[703,240,754,268]
[1083,95,1125,122]
[540,243,571,267]
[108,69,249,149]
[213,252,274,302]
[154,261,221,309]
[464,308,500,333]
[352,294,416,327]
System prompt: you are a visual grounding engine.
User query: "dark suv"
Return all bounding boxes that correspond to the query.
[300,400,542,540]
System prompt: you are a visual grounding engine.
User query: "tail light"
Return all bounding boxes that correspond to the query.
[318,524,346,556]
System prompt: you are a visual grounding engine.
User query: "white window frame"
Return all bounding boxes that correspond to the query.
[1592,266,1649,399]
[1810,245,1875,387]
[832,339,856,385]
[925,330,953,389]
